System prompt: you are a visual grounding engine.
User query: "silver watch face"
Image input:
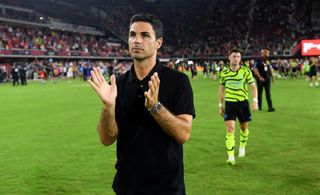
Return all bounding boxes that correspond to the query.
[151,102,161,114]
[155,102,161,112]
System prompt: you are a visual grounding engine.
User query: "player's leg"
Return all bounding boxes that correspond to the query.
[224,102,237,165]
[309,68,317,87]
[239,122,249,157]
[238,100,252,157]
[225,120,236,165]
[310,75,314,87]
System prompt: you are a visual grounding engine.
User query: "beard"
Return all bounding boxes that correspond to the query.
[130,52,154,61]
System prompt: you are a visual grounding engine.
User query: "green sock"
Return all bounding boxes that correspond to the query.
[226,133,235,156]
[240,129,249,148]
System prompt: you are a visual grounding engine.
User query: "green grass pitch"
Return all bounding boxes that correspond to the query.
[1,75,319,194]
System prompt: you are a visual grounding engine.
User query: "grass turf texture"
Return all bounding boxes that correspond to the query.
[1,76,319,194]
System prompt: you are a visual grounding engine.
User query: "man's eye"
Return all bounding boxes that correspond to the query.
[129,32,136,37]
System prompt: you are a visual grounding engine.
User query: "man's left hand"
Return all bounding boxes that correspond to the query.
[252,102,258,111]
[144,72,160,110]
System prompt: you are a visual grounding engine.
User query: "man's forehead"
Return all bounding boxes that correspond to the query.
[230,52,241,56]
[130,22,154,33]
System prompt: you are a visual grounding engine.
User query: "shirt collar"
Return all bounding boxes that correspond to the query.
[128,60,162,83]
[229,65,240,72]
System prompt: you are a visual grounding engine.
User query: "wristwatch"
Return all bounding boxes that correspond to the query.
[148,102,162,115]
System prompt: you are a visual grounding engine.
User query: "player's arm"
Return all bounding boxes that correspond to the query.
[219,85,225,117]
[88,67,119,146]
[249,82,258,111]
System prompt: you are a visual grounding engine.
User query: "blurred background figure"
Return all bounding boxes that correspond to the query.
[254,49,276,112]
[11,66,19,86]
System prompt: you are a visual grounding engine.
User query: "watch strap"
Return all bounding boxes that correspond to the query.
[148,102,162,115]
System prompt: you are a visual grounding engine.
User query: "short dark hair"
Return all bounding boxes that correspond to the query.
[129,12,163,39]
[228,48,243,55]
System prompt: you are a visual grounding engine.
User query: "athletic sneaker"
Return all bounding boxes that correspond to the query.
[239,147,245,157]
[226,159,235,165]
[226,155,235,165]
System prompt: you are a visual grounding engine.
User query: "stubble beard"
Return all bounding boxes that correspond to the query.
[131,52,155,62]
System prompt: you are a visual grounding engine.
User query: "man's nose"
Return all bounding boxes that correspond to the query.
[133,35,142,43]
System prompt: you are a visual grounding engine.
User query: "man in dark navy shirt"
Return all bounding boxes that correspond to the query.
[253,49,275,112]
[89,13,195,195]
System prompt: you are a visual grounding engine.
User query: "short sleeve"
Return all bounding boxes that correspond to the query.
[172,74,196,118]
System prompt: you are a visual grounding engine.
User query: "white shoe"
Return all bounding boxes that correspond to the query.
[226,155,235,165]
[239,147,245,157]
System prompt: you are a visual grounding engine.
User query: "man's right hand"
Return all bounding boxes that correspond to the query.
[259,77,265,82]
[219,107,224,117]
[88,67,117,108]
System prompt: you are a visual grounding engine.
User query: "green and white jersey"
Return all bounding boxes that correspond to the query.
[220,66,255,102]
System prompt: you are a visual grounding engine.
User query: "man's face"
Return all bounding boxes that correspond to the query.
[128,22,162,61]
[262,50,270,58]
[228,52,241,66]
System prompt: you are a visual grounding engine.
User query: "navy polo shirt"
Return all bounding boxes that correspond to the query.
[254,58,272,79]
[112,61,195,194]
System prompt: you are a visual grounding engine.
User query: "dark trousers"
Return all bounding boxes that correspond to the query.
[13,77,19,86]
[21,77,27,85]
[116,191,186,195]
[257,77,273,109]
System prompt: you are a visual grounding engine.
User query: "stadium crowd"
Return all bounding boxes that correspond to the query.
[91,0,318,57]
[0,59,131,84]
[0,0,318,58]
[1,55,319,86]
[0,24,129,57]
[0,0,319,84]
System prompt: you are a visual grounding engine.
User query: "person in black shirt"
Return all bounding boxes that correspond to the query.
[88,13,195,195]
[253,49,275,112]
[11,65,19,86]
[309,57,319,87]
[19,66,27,85]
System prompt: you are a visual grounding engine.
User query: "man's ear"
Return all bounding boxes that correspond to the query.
[156,37,163,49]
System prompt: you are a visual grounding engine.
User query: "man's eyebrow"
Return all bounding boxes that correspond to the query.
[129,31,151,34]
[141,31,151,35]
